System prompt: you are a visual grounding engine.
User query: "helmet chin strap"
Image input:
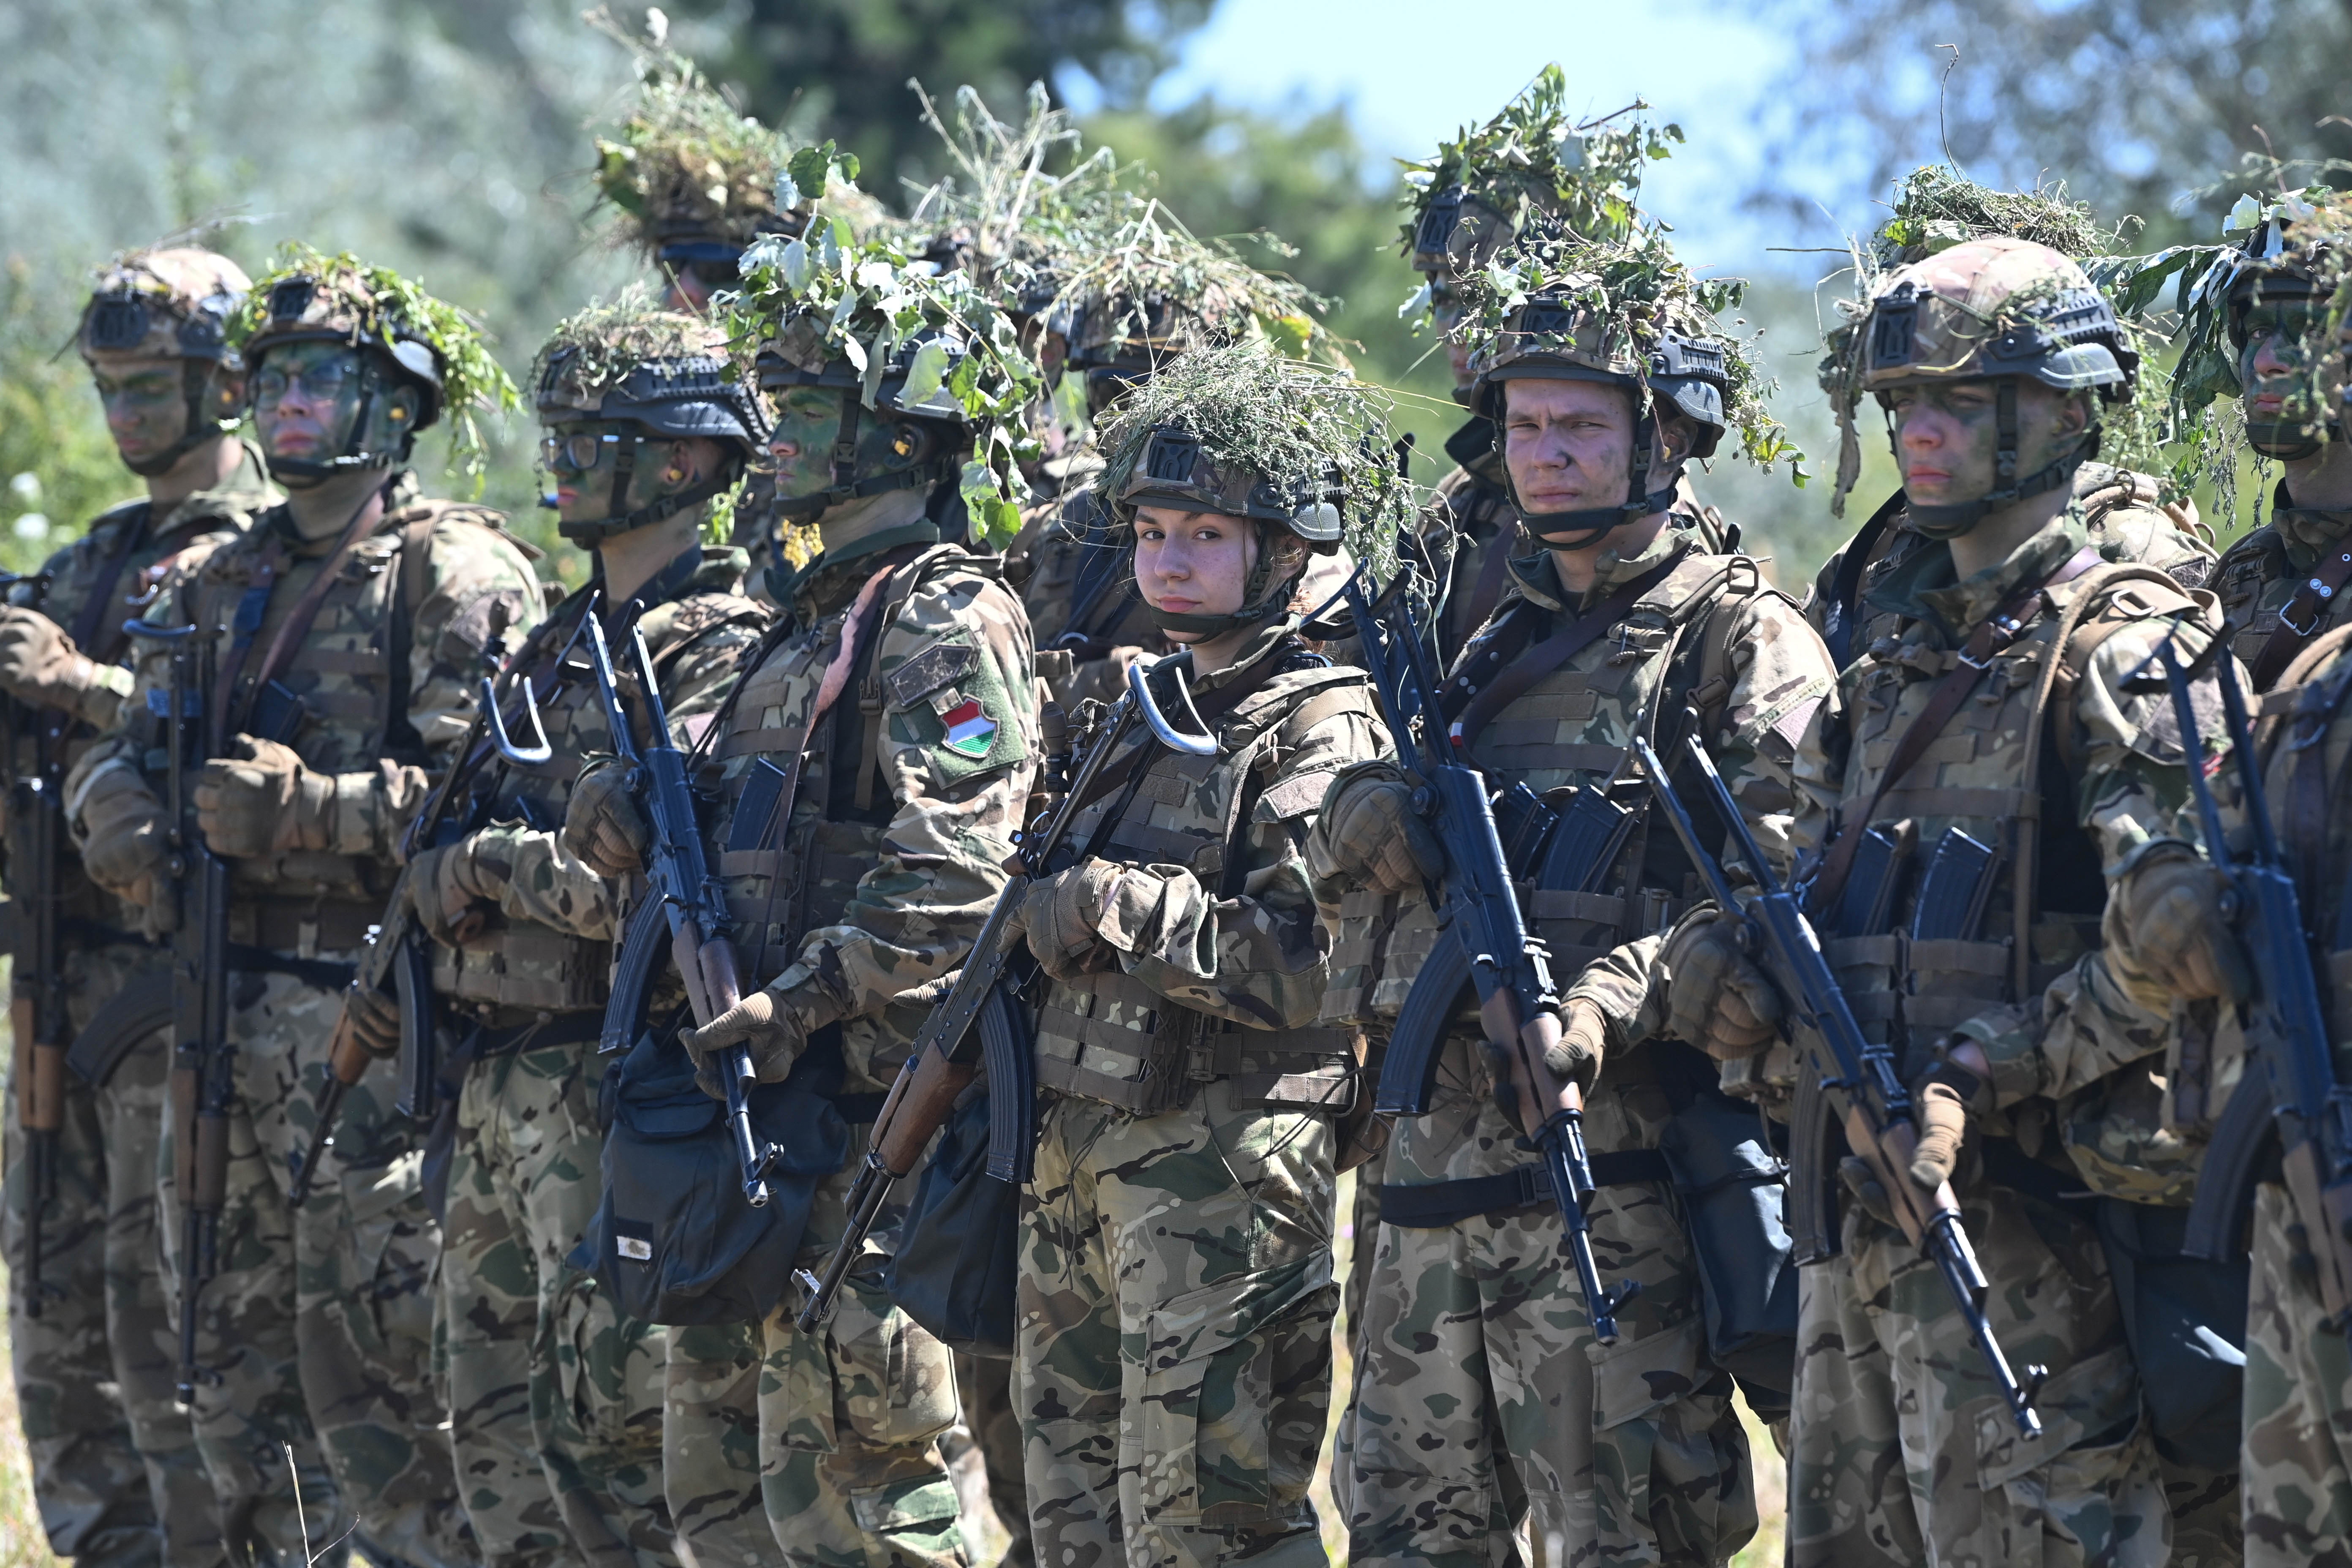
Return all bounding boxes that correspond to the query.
[1144,520,1306,637]
[557,437,735,546]
[2245,411,2344,461]
[1506,404,1681,549]
[773,388,953,521]
[122,361,235,479]
[266,355,406,486]
[1903,381,2099,540]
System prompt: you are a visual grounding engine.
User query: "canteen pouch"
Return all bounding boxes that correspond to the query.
[579,1022,852,1326]
[1658,1086,1799,1410]
[2095,1196,2247,1474]
[885,1086,1022,1358]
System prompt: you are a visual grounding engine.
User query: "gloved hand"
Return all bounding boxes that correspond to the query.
[407,836,511,947]
[1661,909,1783,1059]
[1838,1155,1897,1229]
[0,606,112,721]
[1542,996,1608,1093]
[2105,849,2251,1004]
[195,735,330,858]
[341,986,401,1060]
[1312,768,1444,895]
[682,979,844,1099]
[562,758,649,879]
[76,763,173,934]
[1908,1056,1990,1191]
[1011,858,1127,981]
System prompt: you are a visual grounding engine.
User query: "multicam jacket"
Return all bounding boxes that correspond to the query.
[1808,463,2215,670]
[1034,619,1385,1116]
[427,544,768,1021]
[4,440,272,937]
[65,469,545,950]
[2214,483,2352,690]
[1009,466,1160,713]
[680,536,1037,1093]
[1421,419,1526,665]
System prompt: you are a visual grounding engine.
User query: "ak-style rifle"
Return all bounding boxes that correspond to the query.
[1631,726,2046,1439]
[0,572,63,1319]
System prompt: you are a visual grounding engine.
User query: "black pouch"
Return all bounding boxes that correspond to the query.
[885,1086,1022,1358]
[2096,1196,2247,1474]
[1658,1086,1798,1410]
[576,1024,852,1326]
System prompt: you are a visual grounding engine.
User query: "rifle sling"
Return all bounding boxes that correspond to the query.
[1444,554,1683,751]
[68,502,152,672]
[1812,543,2099,911]
[2289,653,2352,944]
[2252,524,2352,691]
[215,482,389,746]
[1062,642,1293,822]
[1819,490,1906,670]
[1455,520,1518,648]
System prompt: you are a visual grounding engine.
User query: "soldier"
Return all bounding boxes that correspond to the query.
[358,294,767,1567]
[66,246,544,1566]
[0,245,271,1568]
[1648,236,2249,1567]
[980,340,1397,1568]
[2193,192,2352,689]
[1807,167,2216,670]
[1311,217,1823,1565]
[560,242,1046,1568]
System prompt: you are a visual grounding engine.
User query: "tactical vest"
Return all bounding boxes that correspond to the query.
[2216,503,2352,690]
[2260,623,2352,1070]
[1032,647,1375,1116]
[430,584,767,1014]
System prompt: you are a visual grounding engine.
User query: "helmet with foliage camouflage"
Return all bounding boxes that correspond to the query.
[234,244,518,486]
[78,245,253,476]
[732,212,1046,542]
[1463,223,1794,545]
[2165,189,2352,459]
[1840,237,2135,536]
[1097,340,1414,637]
[534,289,768,545]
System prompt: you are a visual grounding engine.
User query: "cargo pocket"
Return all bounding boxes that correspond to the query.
[334,1148,431,1355]
[849,1471,963,1557]
[773,1272,959,1454]
[546,1258,641,1455]
[1132,1253,1336,1529]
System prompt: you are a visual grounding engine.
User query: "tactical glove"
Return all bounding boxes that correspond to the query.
[1542,997,1608,1093]
[1908,1058,1990,1191]
[2106,848,2251,1004]
[1311,767,1444,896]
[1012,858,1127,981]
[195,735,331,858]
[342,986,401,1060]
[407,836,511,947]
[682,979,843,1098]
[0,606,128,727]
[562,758,650,879]
[75,762,173,935]
[1660,909,1783,1059]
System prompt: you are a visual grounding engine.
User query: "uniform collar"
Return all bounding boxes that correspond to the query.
[610,542,746,617]
[1873,511,2089,645]
[1503,515,1697,615]
[2271,479,2352,560]
[1184,616,1298,694]
[265,468,418,555]
[156,438,276,537]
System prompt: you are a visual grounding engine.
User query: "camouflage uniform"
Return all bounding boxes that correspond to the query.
[1013,618,1380,1568]
[1012,476,1160,713]
[3,444,271,1566]
[1704,511,2217,1568]
[68,470,544,1566]
[650,531,1035,1568]
[430,545,765,1567]
[1320,516,1827,1568]
[2215,493,2352,689]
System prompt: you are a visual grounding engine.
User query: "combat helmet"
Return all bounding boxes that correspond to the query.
[2197,191,2352,458]
[1845,237,2137,536]
[77,246,252,476]
[234,243,517,486]
[1098,340,1413,637]
[534,291,769,545]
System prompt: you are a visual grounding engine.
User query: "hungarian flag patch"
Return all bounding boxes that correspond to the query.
[940,697,998,759]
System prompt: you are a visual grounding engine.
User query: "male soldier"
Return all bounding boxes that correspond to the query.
[1649,237,2247,1567]
[0,245,271,1568]
[983,341,1394,1568]
[351,295,767,1568]
[1311,239,1827,1565]
[561,252,1040,1568]
[1807,167,2216,671]
[2197,193,2352,689]
[67,248,543,1566]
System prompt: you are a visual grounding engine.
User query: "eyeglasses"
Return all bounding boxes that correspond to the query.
[540,431,623,471]
[253,360,351,402]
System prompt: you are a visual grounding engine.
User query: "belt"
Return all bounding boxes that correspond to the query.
[458,1010,606,1062]
[1380,1150,1672,1229]
[227,897,381,956]
[224,944,357,989]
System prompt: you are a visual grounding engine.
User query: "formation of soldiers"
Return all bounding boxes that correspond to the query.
[6,32,2352,1568]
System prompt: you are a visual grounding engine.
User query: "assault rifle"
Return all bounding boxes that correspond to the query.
[591,611,778,1206]
[793,657,1209,1333]
[0,572,63,1319]
[1631,727,2046,1439]
[1343,559,1634,1345]
[125,618,233,1405]
[2171,636,2352,1316]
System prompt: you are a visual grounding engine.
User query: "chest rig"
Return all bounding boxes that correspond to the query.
[2265,623,2352,1061]
[1032,652,1373,1116]
[2219,509,2352,691]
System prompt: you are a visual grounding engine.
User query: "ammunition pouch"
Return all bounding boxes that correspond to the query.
[1034,965,1358,1116]
[431,919,611,1013]
[885,1085,1022,1358]
[225,893,380,954]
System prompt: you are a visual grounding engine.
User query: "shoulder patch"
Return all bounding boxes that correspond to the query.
[887,640,979,709]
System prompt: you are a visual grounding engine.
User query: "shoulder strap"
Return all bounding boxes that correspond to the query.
[1446,552,1685,749]
[67,502,153,662]
[1820,490,1906,669]
[2252,536,2352,690]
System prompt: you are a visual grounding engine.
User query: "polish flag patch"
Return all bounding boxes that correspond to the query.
[941,697,997,759]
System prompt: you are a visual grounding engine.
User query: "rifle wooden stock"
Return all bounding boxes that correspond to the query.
[17,1026,63,1135]
[872,1048,980,1179]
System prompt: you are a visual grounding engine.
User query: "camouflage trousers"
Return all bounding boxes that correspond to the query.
[1786,1177,2169,1568]
[5,940,219,1566]
[155,960,470,1568]
[659,1148,968,1568]
[1342,1069,1755,1568]
[437,1034,671,1568]
[951,1350,1033,1567]
[2243,1178,2352,1566]
[1017,1079,1339,1568]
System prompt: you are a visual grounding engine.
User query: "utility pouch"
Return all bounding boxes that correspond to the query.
[250,678,307,746]
[2095,1196,2247,1474]
[885,1085,1021,1358]
[1658,1086,1798,1408]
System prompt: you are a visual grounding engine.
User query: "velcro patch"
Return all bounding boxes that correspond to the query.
[887,640,978,709]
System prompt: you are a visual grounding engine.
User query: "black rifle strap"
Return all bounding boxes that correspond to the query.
[215,482,389,745]
[2287,650,2352,942]
[68,502,152,670]
[1444,554,1683,751]
[1819,490,1906,670]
